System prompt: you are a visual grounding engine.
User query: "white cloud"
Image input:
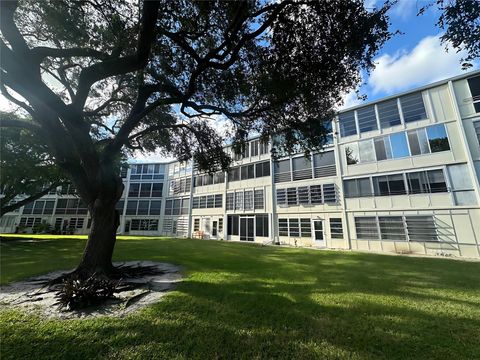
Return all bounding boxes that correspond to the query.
[339,90,363,110]
[369,34,475,95]
[390,0,419,20]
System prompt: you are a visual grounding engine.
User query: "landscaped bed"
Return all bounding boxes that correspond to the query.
[1,235,479,359]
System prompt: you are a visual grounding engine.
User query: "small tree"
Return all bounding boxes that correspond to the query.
[1,112,64,216]
[1,0,393,278]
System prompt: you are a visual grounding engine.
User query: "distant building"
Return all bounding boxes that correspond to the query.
[2,71,480,258]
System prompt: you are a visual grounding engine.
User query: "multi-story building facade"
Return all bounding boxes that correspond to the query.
[2,71,480,258]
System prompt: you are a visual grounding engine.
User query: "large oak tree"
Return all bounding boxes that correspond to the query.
[0,0,393,278]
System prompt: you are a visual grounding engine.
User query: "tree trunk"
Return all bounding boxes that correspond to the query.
[74,167,124,279]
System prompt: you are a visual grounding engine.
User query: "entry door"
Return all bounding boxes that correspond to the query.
[212,221,218,238]
[313,220,325,246]
[240,216,254,241]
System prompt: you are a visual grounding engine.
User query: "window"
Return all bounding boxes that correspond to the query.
[357,105,377,133]
[192,197,199,209]
[128,183,140,197]
[355,217,379,239]
[206,195,215,208]
[310,185,322,204]
[214,194,223,208]
[447,163,476,205]
[241,164,255,180]
[193,219,200,231]
[292,156,312,180]
[378,217,406,240]
[288,219,300,237]
[313,151,336,178]
[130,219,158,231]
[278,219,289,236]
[149,200,161,215]
[276,189,287,206]
[218,218,223,232]
[300,219,311,237]
[344,178,372,198]
[373,174,406,196]
[152,183,163,197]
[427,169,448,192]
[359,140,376,162]
[126,200,138,215]
[199,196,206,208]
[345,143,359,165]
[274,159,291,183]
[287,188,297,205]
[244,191,254,210]
[400,92,427,122]
[256,214,269,237]
[116,200,125,212]
[390,132,410,158]
[254,190,264,209]
[228,215,239,236]
[323,184,337,203]
[251,140,259,156]
[407,128,429,156]
[339,111,357,137]
[137,200,150,215]
[378,99,401,128]
[226,193,234,210]
[259,141,269,155]
[374,137,393,161]
[467,75,480,113]
[228,167,240,182]
[255,161,270,178]
[407,171,430,194]
[139,183,152,197]
[330,218,343,239]
[474,121,480,144]
[235,192,243,210]
[406,216,437,241]
[426,124,450,152]
[298,187,310,204]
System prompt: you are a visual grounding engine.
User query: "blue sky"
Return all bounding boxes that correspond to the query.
[343,0,479,108]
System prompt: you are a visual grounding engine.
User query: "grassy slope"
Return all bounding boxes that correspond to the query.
[1,236,479,360]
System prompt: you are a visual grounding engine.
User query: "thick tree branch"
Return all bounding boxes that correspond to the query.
[1,183,60,217]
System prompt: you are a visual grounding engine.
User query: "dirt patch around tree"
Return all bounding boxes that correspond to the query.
[0,261,182,319]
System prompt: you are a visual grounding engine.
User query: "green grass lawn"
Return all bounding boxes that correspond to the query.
[1,235,479,359]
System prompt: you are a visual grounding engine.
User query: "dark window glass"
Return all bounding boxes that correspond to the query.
[300,218,311,237]
[330,218,343,239]
[128,183,140,197]
[467,75,480,113]
[339,111,357,137]
[149,200,162,215]
[139,183,152,197]
[426,124,450,152]
[357,106,377,133]
[378,99,401,128]
[427,169,447,192]
[278,219,289,236]
[137,200,149,215]
[256,214,268,237]
[287,188,297,205]
[400,92,427,122]
[152,183,163,197]
[407,171,429,194]
[126,200,137,215]
[288,219,300,237]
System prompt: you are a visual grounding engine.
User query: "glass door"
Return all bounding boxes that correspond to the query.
[240,216,255,241]
[313,220,325,247]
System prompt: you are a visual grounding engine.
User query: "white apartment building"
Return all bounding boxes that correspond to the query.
[2,71,480,258]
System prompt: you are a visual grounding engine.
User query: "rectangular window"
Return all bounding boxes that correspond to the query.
[278,218,289,236]
[128,183,140,197]
[400,92,427,122]
[288,219,300,237]
[259,141,269,155]
[467,75,480,113]
[137,200,150,215]
[228,215,239,236]
[407,128,430,156]
[149,200,161,215]
[297,186,310,204]
[274,159,291,183]
[310,185,323,204]
[474,121,480,145]
[214,194,223,208]
[359,140,376,162]
[244,190,254,210]
[378,216,406,240]
[355,217,379,239]
[192,197,199,209]
[339,111,357,137]
[218,218,223,232]
[378,99,401,128]
[276,189,287,206]
[226,193,234,210]
[407,171,430,194]
[426,124,450,152]
[345,143,360,165]
[427,169,448,192]
[390,132,410,158]
[330,218,343,239]
[199,196,207,209]
[292,156,312,180]
[235,192,243,210]
[406,216,437,241]
[313,151,336,178]
[287,188,298,205]
[193,219,200,231]
[323,184,337,203]
[250,140,259,157]
[256,214,269,237]
[139,183,152,197]
[344,178,371,198]
[228,167,240,182]
[181,198,189,214]
[42,200,54,214]
[126,200,138,215]
[357,105,377,133]
[300,218,311,237]
[373,174,406,196]
[374,137,393,161]
[206,195,215,208]
[254,190,264,209]
[32,201,45,214]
